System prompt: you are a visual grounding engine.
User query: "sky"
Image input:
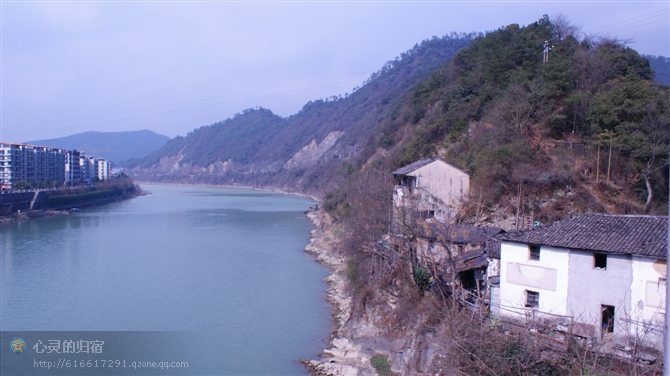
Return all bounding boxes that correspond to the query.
[1,1,668,143]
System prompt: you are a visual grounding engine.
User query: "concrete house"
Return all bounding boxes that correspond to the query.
[392,158,469,221]
[496,214,667,349]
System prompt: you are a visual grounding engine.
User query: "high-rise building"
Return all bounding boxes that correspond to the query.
[65,150,82,185]
[96,159,110,181]
[0,143,67,189]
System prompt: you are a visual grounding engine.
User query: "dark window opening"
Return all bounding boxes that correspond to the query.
[602,305,615,335]
[529,245,540,261]
[594,253,607,270]
[460,270,476,290]
[525,290,539,308]
[414,210,434,220]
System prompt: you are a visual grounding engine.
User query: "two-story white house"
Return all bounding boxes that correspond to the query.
[392,158,469,222]
[495,214,667,349]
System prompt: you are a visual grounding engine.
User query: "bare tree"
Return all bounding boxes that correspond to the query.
[551,13,581,41]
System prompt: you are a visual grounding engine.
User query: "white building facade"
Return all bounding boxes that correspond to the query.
[392,158,469,221]
[497,214,667,348]
[0,143,67,189]
[0,142,110,189]
[96,159,110,181]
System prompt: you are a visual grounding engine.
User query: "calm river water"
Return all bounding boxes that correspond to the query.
[0,184,332,375]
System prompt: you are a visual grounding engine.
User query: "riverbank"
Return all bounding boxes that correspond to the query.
[0,184,147,225]
[302,207,374,376]
[0,209,69,224]
[302,207,444,376]
[136,181,320,202]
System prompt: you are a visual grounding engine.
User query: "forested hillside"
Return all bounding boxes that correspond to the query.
[133,16,668,218]
[326,16,669,222]
[129,33,476,193]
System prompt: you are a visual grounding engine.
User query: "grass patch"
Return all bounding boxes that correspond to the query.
[370,354,395,376]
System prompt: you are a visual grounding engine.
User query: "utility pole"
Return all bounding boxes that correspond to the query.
[607,131,613,183]
[542,41,551,63]
[596,141,600,184]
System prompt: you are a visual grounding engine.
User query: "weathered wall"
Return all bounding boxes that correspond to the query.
[410,160,469,206]
[630,255,666,347]
[0,185,135,213]
[0,192,35,211]
[499,242,569,316]
[566,250,632,339]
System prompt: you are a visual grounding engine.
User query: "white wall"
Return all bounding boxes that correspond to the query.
[499,242,570,316]
[409,160,469,207]
[566,250,632,339]
[629,255,665,347]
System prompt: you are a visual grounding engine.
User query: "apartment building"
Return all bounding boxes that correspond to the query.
[0,143,110,189]
[0,143,67,189]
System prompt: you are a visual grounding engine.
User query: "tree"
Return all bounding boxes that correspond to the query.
[586,78,669,209]
[551,13,580,42]
[620,91,670,210]
[13,181,30,190]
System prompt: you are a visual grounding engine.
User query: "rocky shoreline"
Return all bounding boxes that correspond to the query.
[302,207,444,376]
[302,207,371,376]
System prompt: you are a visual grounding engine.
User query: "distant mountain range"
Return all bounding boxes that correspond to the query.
[124,17,668,218]
[28,130,169,165]
[128,33,478,193]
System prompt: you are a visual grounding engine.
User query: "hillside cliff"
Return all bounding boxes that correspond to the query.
[132,16,668,218]
[128,34,476,194]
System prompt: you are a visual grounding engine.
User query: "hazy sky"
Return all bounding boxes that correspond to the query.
[1,1,668,143]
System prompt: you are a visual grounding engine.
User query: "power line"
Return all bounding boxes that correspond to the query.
[15,71,372,130]
[8,77,364,139]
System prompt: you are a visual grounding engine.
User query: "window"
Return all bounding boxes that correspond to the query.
[594,253,607,270]
[601,305,615,335]
[525,290,539,308]
[529,245,540,261]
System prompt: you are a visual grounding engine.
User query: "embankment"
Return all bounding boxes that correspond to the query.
[303,208,441,376]
[0,180,144,224]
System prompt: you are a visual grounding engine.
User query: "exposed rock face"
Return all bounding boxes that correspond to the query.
[132,131,350,184]
[304,208,444,376]
[285,131,344,170]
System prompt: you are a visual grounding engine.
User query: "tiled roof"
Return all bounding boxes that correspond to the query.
[392,158,438,175]
[501,214,668,258]
[419,220,504,245]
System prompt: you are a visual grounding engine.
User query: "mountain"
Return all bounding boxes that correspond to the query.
[129,33,477,192]
[331,16,668,219]
[646,54,670,86]
[29,130,170,165]
[132,17,668,217]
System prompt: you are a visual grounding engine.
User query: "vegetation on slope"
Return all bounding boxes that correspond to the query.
[320,16,668,375]
[328,15,668,221]
[130,34,476,192]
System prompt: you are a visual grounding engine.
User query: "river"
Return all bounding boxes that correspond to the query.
[0,184,331,375]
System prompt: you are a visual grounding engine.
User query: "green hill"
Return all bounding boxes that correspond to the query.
[330,16,668,220]
[129,33,476,192]
[132,16,668,217]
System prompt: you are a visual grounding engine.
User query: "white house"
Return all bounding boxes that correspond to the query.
[496,214,667,349]
[392,158,469,221]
